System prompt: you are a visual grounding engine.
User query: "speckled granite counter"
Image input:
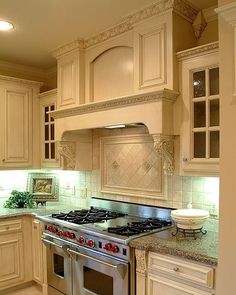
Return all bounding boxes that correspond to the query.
[0,204,86,219]
[130,228,218,266]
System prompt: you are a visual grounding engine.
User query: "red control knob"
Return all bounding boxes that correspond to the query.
[78,236,85,244]
[104,243,112,251]
[56,231,63,236]
[69,233,75,239]
[86,239,95,248]
[111,245,119,253]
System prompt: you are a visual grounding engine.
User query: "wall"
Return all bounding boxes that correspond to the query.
[216,0,236,294]
[0,169,219,232]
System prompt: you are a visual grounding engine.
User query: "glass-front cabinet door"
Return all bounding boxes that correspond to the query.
[39,89,60,168]
[192,66,220,159]
[178,43,220,176]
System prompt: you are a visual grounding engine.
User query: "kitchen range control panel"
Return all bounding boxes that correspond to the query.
[45,224,130,260]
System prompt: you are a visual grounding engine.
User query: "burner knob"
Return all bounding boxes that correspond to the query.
[52,227,57,233]
[111,245,119,253]
[69,233,75,239]
[78,236,85,245]
[86,239,95,248]
[104,243,112,251]
[56,231,63,237]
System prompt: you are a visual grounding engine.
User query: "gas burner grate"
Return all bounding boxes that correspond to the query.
[108,218,172,236]
[51,207,125,224]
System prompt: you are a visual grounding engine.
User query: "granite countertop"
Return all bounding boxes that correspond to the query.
[0,204,86,219]
[130,228,218,267]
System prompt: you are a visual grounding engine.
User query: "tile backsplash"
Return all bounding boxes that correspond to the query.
[0,170,219,232]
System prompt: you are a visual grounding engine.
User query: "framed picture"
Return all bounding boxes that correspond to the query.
[27,173,59,203]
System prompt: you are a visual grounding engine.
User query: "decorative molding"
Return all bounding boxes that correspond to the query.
[0,74,43,87]
[52,39,85,59]
[135,249,148,275]
[172,0,198,24]
[57,141,76,170]
[50,89,179,119]
[203,5,218,23]
[216,2,236,97]
[52,0,198,52]
[39,88,57,98]
[152,134,174,174]
[176,41,219,60]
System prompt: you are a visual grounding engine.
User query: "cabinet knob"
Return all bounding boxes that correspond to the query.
[2,159,5,162]
[182,157,188,163]
[173,267,180,272]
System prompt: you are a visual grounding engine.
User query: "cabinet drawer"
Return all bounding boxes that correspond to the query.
[148,253,214,288]
[0,219,22,233]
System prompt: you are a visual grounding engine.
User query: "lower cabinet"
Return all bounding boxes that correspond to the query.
[0,232,24,289]
[147,253,215,295]
[0,216,33,291]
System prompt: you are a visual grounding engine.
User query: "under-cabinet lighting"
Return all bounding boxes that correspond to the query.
[105,124,126,129]
[0,20,14,31]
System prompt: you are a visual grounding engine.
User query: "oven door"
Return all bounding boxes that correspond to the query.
[42,236,72,295]
[68,246,129,295]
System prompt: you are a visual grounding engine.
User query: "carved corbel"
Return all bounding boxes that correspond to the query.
[57,141,76,170]
[192,11,207,40]
[152,134,174,174]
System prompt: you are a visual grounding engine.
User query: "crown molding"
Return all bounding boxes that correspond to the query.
[52,0,198,55]
[0,74,43,87]
[176,41,219,60]
[50,89,179,119]
[51,39,85,59]
[215,2,236,26]
[39,88,57,98]
[203,5,218,23]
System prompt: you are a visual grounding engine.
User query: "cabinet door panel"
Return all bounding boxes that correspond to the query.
[32,220,43,283]
[4,89,30,163]
[0,233,24,289]
[148,275,213,295]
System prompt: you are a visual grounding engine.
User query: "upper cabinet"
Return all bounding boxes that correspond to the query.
[177,42,219,176]
[53,46,85,109]
[0,75,42,169]
[39,89,60,168]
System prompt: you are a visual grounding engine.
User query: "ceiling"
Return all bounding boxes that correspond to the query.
[0,0,217,69]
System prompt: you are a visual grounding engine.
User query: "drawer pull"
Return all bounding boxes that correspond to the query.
[5,226,10,230]
[173,267,180,272]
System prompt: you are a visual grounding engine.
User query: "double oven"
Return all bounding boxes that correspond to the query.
[43,234,130,295]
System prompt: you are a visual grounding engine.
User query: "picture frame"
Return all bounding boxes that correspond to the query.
[27,173,59,203]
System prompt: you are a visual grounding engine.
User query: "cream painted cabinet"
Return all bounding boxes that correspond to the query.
[177,42,220,176]
[32,219,43,284]
[39,89,60,168]
[54,48,84,109]
[147,253,215,295]
[0,75,41,169]
[0,217,33,291]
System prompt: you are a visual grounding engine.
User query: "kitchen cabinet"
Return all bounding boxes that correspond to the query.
[0,75,41,169]
[54,47,84,109]
[177,42,219,176]
[32,219,43,284]
[147,252,215,295]
[0,217,33,291]
[39,89,60,168]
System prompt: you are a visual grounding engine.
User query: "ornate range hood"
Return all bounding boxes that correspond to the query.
[50,89,178,174]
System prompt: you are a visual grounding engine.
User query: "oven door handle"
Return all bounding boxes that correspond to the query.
[67,248,127,279]
[41,238,71,257]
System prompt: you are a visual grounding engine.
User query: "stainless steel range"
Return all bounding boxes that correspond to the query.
[38,198,173,295]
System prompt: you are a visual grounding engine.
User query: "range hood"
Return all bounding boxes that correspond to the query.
[50,89,178,174]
